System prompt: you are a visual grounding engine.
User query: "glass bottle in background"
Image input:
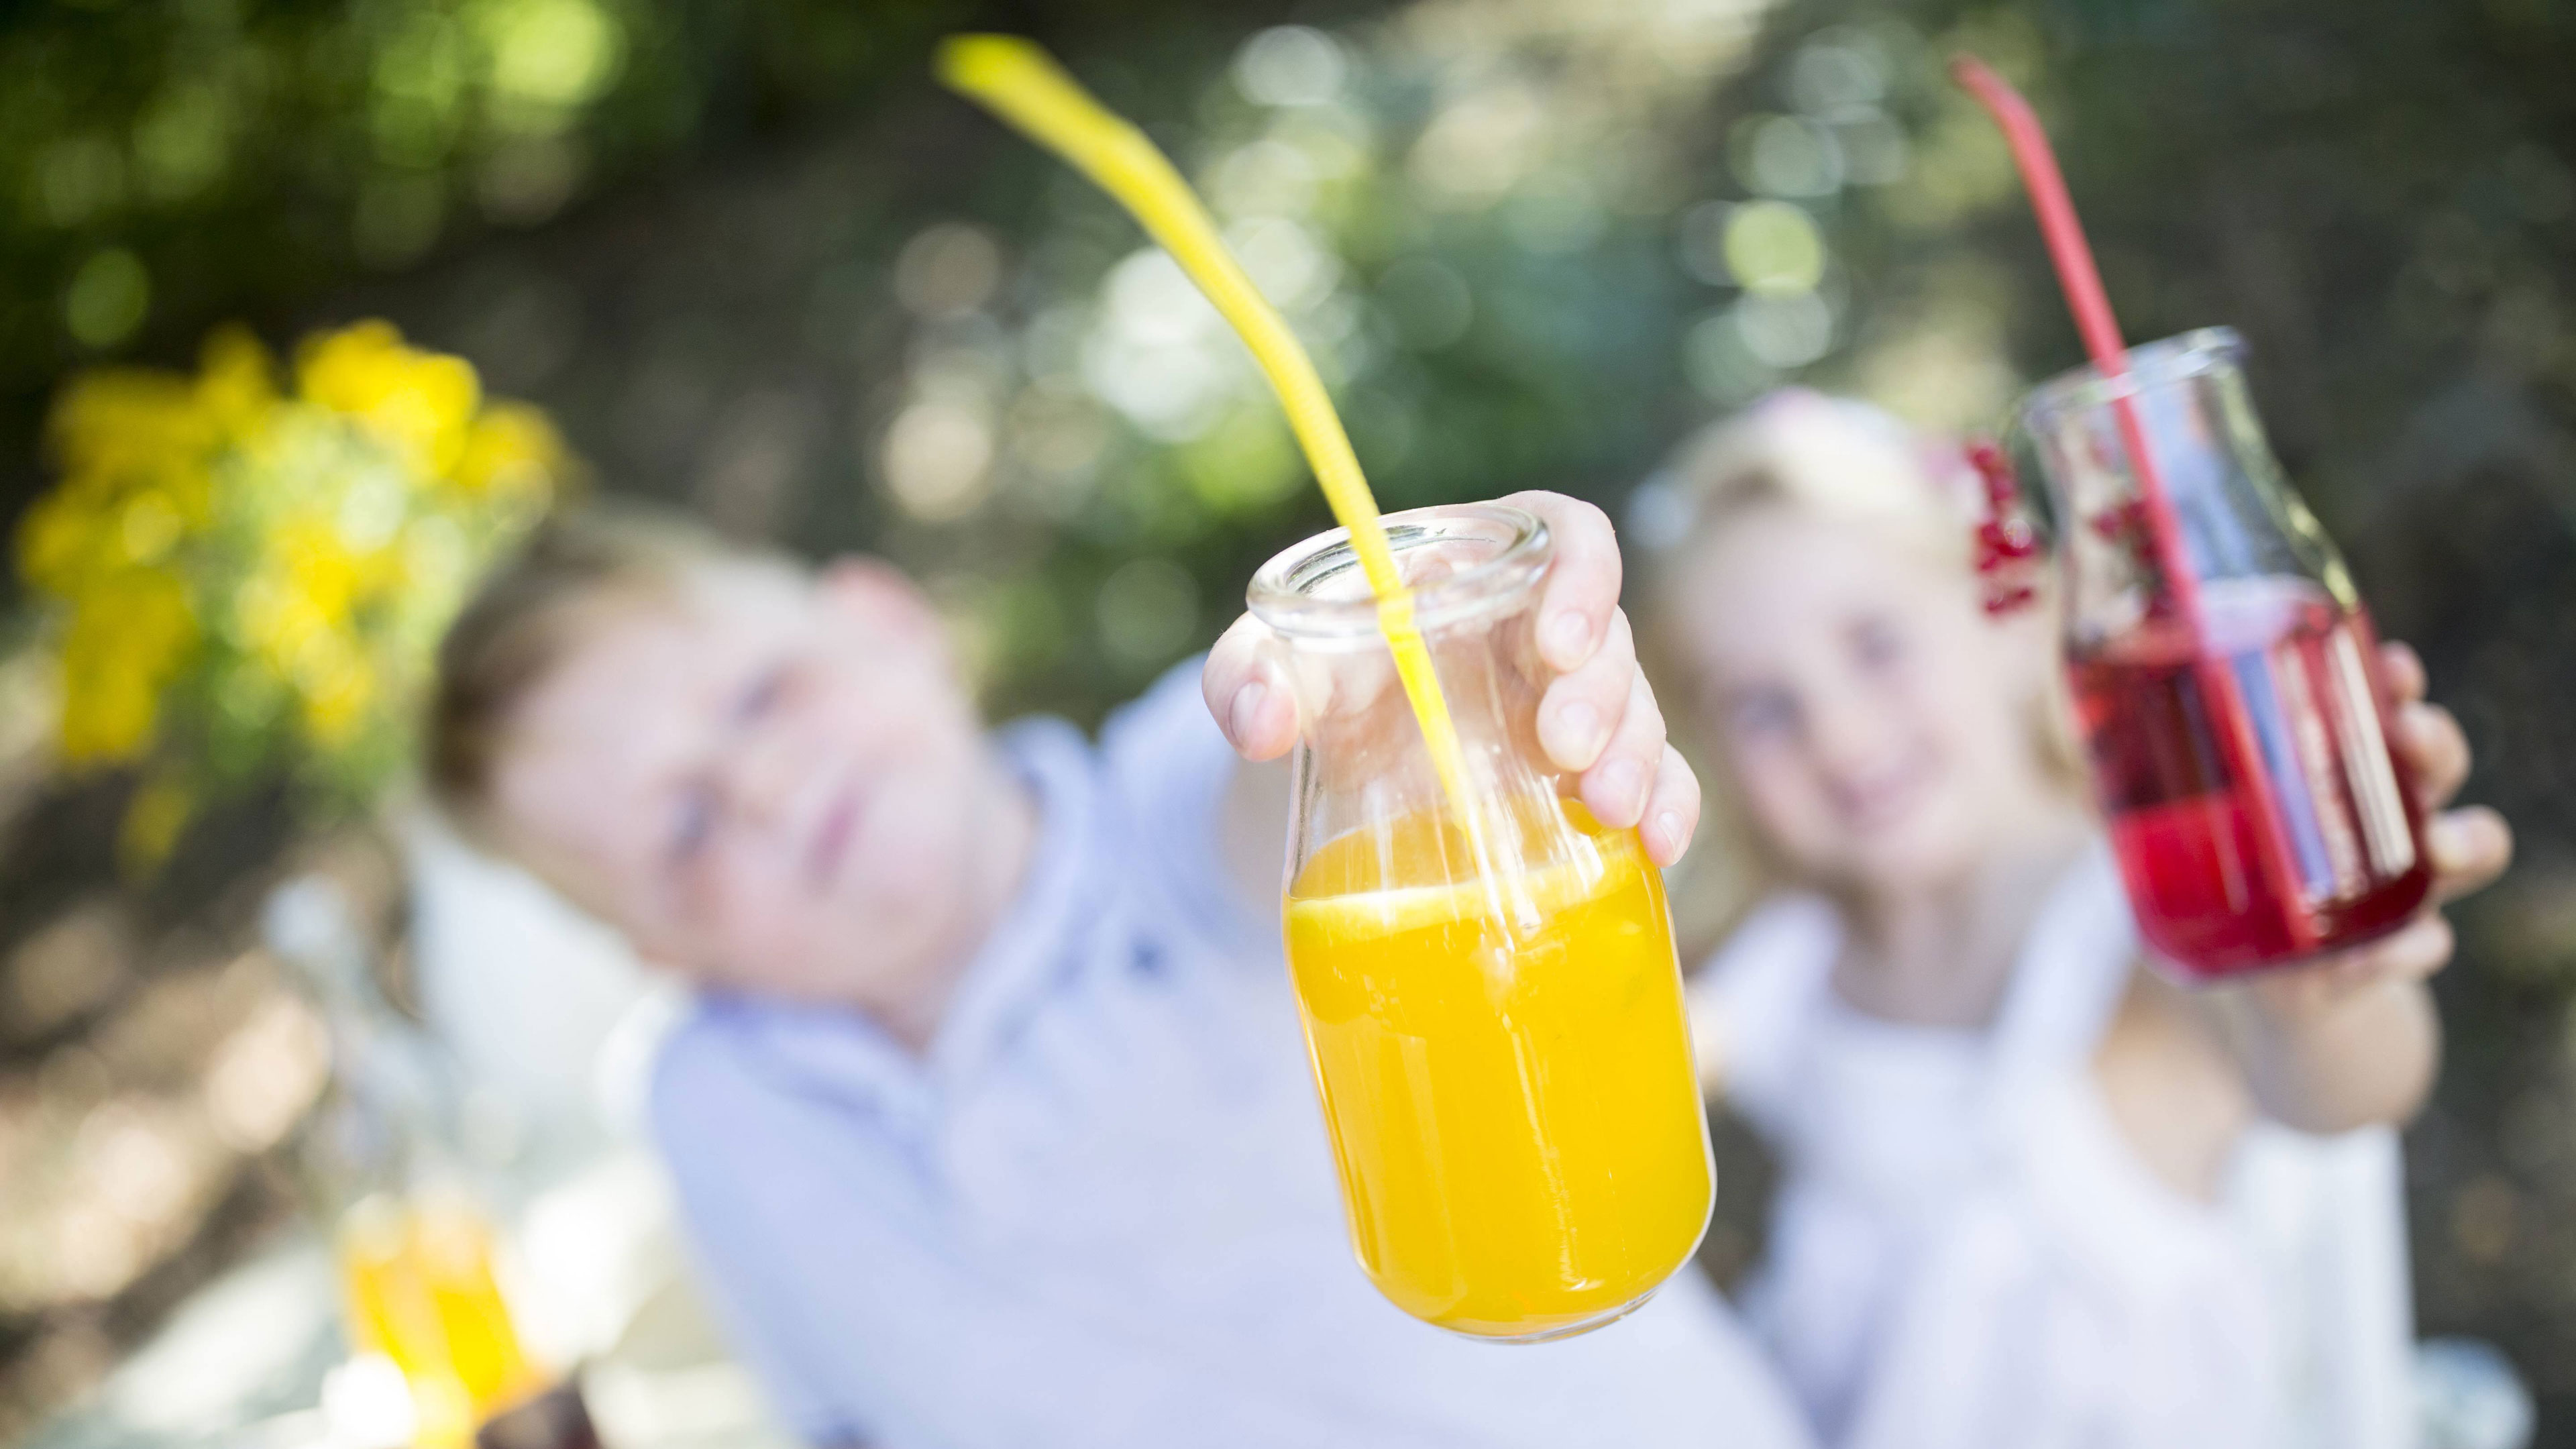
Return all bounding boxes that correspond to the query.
[264,877,547,1449]
[1252,504,1713,1342]
[2018,328,2434,978]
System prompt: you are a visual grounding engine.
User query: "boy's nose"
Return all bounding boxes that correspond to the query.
[722,725,810,830]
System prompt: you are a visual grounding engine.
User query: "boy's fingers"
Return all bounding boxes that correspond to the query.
[2429,806,2513,904]
[1538,610,1638,774]
[1500,491,1622,673]
[1578,670,1666,830]
[1203,614,1299,761]
[2379,641,2427,706]
[1640,744,1702,867]
[2394,700,2471,811]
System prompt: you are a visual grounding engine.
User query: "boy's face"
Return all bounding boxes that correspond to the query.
[490,561,1002,1011]
[1669,504,2057,896]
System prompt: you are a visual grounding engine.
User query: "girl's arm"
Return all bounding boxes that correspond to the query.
[2194,645,2510,1136]
[1688,976,1731,1097]
[2208,967,2441,1136]
[2096,968,2253,1200]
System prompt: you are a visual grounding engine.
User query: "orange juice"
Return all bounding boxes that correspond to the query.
[1285,803,1713,1339]
[337,1193,543,1448]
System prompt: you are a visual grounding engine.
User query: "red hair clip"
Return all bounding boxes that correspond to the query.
[1962,439,2041,614]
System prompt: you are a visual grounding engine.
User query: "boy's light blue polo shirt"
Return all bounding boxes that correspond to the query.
[649,664,1814,1449]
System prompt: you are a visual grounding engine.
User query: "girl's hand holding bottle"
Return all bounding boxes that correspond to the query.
[2204,640,2512,1136]
[2238,641,2511,1003]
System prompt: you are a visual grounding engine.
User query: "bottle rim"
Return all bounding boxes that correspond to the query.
[2021,325,2247,429]
[1248,503,1551,639]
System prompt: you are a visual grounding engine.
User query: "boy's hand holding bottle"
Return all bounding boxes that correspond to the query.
[1203,490,1703,868]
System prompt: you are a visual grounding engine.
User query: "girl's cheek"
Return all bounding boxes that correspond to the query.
[1740,767,1821,851]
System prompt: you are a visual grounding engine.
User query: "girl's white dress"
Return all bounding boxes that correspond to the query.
[1697,841,2416,1449]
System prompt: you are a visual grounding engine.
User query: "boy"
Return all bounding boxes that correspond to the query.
[427,495,1815,1449]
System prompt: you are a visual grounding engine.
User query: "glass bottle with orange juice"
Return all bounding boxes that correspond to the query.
[333,1186,542,1448]
[1252,504,1714,1342]
[932,38,1710,1342]
[266,879,547,1447]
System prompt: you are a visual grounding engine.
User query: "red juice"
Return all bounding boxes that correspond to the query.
[2067,577,2432,978]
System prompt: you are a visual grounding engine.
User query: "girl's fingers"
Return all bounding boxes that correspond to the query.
[1501,491,1623,673]
[2428,806,2513,904]
[2394,700,2472,810]
[1640,744,1703,867]
[2336,914,2455,988]
[2379,641,2427,706]
[2252,913,2456,1018]
[1538,610,1639,774]
[1578,669,1666,830]
[1203,613,1299,761]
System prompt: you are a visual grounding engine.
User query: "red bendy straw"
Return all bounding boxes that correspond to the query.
[1951,55,2318,952]
[1947,56,2204,631]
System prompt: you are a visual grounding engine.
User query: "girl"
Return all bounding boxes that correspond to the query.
[1646,391,2512,1449]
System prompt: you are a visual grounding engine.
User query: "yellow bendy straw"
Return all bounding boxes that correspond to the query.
[934,33,1478,817]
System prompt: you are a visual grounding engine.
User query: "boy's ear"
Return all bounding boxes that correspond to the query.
[815,557,945,648]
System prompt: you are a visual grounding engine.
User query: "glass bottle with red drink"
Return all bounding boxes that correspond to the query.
[2019,327,2432,979]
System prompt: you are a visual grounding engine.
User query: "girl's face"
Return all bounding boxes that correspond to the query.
[1668,503,2057,897]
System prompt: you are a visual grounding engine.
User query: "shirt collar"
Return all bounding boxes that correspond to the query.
[927,716,1112,1088]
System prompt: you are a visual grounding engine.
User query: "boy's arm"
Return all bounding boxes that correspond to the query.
[1218,753,1292,930]
[2194,644,2510,1136]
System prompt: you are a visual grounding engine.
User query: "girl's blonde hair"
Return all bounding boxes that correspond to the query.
[1635,390,2083,960]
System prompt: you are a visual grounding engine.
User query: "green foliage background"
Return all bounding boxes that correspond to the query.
[5,0,2576,1434]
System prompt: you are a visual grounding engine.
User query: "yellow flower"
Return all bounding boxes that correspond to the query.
[115,491,186,566]
[449,402,566,501]
[58,656,160,763]
[48,369,214,486]
[16,486,107,594]
[275,512,369,622]
[23,315,573,828]
[296,321,482,476]
[299,641,377,745]
[25,349,234,614]
[234,571,332,679]
[194,325,280,444]
[56,568,196,764]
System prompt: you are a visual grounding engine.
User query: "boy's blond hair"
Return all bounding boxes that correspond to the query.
[427,504,784,844]
[1638,392,2082,957]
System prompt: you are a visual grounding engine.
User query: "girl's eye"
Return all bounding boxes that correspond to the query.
[1728,686,1801,742]
[1850,616,1907,674]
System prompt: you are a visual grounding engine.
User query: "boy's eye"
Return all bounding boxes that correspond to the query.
[671,784,716,862]
[736,663,790,722]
